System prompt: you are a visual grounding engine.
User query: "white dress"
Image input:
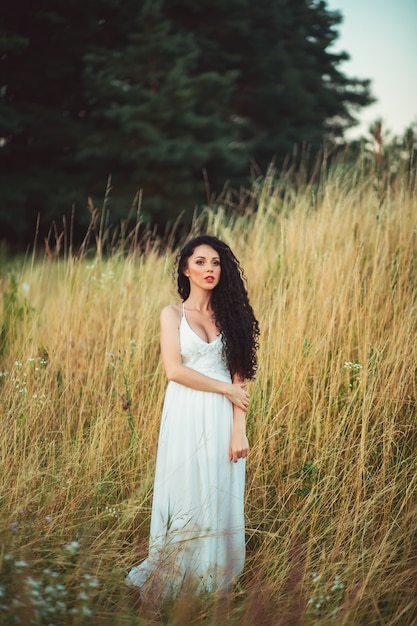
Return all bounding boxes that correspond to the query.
[126,305,246,596]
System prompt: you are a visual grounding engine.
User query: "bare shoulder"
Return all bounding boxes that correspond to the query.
[160,304,182,327]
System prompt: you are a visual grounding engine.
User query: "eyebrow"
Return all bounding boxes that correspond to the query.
[195,255,220,260]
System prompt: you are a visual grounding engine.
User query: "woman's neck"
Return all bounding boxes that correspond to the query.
[184,290,213,312]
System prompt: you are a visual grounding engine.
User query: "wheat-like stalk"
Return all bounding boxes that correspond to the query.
[0,163,416,624]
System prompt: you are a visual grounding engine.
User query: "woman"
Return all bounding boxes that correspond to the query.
[126,235,260,596]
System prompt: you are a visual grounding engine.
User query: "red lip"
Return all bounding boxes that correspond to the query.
[204,276,214,282]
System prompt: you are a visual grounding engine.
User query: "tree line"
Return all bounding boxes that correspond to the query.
[0,0,374,247]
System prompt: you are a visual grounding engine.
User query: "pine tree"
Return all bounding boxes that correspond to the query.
[169,0,374,173]
[0,0,375,245]
[80,0,246,224]
[0,0,113,241]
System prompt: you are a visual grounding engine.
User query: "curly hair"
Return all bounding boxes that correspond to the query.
[176,235,260,380]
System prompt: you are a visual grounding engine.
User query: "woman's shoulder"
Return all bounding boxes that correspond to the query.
[160,303,182,324]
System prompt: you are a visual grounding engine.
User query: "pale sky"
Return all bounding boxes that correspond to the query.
[325,0,417,138]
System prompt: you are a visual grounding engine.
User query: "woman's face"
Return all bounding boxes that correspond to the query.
[184,244,221,291]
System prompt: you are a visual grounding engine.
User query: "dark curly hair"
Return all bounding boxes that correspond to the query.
[176,235,260,380]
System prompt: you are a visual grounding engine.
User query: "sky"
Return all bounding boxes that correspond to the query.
[325,0,417,138]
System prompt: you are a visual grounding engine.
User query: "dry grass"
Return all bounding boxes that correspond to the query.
[1,163,417,625]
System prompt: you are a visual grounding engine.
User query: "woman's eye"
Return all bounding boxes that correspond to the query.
[196,260,204,265]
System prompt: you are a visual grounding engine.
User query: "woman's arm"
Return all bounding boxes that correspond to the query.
[229,374,250,462]
[160,306,250,411]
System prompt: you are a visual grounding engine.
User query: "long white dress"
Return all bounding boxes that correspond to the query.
[126,305,246,596]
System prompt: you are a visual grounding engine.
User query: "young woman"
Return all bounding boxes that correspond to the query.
[126,235,260,596]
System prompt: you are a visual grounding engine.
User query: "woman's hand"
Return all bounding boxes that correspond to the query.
[229,429,250,463]
[229,374,249,462]
[224,383,249,411]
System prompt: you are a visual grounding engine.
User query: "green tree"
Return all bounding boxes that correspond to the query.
[79,0,246,224]
[0,0,375,247]
[169,0,374,171]
[0,0,112,243]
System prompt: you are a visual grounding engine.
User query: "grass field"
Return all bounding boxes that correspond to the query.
[1,162,417,625]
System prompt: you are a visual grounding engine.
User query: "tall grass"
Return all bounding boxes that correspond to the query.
[1,162,416,625]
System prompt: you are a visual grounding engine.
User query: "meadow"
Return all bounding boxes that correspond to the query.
[1,161,417,625]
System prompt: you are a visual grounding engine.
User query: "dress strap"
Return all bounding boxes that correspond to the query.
[182,302,186,319]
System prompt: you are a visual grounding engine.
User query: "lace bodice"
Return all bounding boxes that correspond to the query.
[180,313,231,383]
